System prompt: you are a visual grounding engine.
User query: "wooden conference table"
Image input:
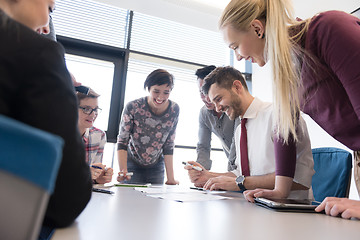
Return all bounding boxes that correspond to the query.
[52,186,359,240]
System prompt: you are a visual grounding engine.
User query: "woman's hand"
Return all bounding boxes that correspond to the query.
[243,176,292,202]
[165,179,179,185]
[117,169,132,182]
[243,188,287,203]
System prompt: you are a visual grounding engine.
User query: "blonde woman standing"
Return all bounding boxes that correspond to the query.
[219,0,360,219]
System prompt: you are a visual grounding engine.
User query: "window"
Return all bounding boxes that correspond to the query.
[65,54,114,131]
[57,35,127,143]
[130,12,230,66]
[52,0,129,48]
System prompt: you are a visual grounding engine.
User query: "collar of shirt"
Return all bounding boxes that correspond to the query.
[83,128,90,144]
[83,128,90,138]
[241,97,262,120]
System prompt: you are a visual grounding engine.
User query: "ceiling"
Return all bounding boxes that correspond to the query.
[98,0,359,31]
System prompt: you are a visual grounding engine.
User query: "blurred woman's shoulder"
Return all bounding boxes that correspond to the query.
[168,100,180,115]
[0,11,63,57]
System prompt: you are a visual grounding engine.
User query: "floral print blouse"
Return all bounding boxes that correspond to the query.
[117,97,180,166]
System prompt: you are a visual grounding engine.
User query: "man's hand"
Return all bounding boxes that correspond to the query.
[184,161,209,187]
[315,197,360,219]
[203,176,238,191]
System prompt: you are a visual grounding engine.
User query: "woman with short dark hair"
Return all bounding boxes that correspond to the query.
[117,69,179,185]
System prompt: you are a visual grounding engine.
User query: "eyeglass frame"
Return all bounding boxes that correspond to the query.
[78,106,102,115]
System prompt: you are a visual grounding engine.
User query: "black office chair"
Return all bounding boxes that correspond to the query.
[0,115,63,240]
[311,147,352,202]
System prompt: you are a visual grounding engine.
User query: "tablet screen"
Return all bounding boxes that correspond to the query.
[255,197,321,209]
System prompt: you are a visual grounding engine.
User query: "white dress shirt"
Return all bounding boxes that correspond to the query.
[232,97,315,199]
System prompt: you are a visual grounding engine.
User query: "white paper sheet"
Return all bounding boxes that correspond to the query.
[147,192,229,202]
[135,185,230,202]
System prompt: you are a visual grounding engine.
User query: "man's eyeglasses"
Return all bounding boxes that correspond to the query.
[79,106,102,115]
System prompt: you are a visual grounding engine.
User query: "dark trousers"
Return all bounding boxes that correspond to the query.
[125,155,165,184]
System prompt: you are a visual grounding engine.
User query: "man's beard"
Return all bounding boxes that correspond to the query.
[228,92,243,120]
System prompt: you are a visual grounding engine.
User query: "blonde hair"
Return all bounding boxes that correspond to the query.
[220,0,311,142]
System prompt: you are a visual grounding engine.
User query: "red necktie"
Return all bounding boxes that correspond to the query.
[240,118,250,176]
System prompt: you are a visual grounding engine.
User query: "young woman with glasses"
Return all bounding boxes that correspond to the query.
[76,86,113,184]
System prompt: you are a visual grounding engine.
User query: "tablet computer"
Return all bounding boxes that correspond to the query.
[254,197,321,212]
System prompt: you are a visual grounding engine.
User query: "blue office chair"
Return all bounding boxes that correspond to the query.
[311,147,352,202]
[0,115,63,240]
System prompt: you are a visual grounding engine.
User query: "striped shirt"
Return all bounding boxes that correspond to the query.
[83,126,106,165]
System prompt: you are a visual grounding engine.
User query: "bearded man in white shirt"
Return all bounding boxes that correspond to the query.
[185,66,314,200]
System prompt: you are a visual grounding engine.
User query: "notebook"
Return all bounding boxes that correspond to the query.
[254,197,322,213]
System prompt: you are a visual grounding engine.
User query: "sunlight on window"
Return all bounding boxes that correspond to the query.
[65,54,114,131]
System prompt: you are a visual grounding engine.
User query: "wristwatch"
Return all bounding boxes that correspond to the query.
[235,175,247,191]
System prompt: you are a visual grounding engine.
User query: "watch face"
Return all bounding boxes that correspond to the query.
[236,175,246,191]
[236,175,245,184]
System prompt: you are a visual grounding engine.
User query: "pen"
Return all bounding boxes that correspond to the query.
[91,165,109,171]
[182,161,202,171]
[91,165,103,170]
[92,188,114,194]
[119,172,134,177]
[190,187,204,191]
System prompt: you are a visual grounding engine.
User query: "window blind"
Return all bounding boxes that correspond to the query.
[52,0,128,48]
[130,12,230,67]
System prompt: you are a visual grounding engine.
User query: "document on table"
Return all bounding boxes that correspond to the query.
[134,185,192,194]
[135,185,230,202]
[147,192,229,202]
